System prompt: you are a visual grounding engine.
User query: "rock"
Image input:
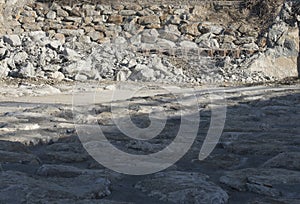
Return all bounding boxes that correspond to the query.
[242,42,259,50]
[119,10,136,16]
[78,35,91,44]
[28,31,46,42]
[88,31,104,41]
[36,164,84,178]
[0,150,40,164]
[180,23,200,36]
[141,29,159,43]
[107,15,123,24]
[0,140,30,153]
[3,35,22,46]
[179,40,198,49]
[136,171,229,204]
[49,40,62,50]
[262,152,300,170]
[44,151,90,163]
[46,10,56,19]
[13,51,28,65]
[248,51,298,79]
[54,33,66,44]
[220,168,300,197]
[0,59,9,78]
[0,170,112,203]
[130,64,155,81]
[138,15,160,26]
[64,16,82,23]
[50,71,65,81]
[157,39,176,49]
[57,8,69,17]
[0,47,7,58]
[63,48,82,61]
[57,29,85,37]
[116,67,131,81]
[125,4,142,11]
[75,73,88,81]
[19,62,35,77]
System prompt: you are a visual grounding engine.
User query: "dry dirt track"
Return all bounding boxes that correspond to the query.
[0,80,300,203]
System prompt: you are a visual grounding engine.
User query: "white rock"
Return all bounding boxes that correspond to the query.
[19,62,35,77]
[116,67,132,81]
[141,29,159,43]
[13,51,28,64]
[50,71,65,81]
[3,35,22,46]
[179,41,198,49]
[63,48,81,61]
[28,31,47,41]
[46,10,56,19]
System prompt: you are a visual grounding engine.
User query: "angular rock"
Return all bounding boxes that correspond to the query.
[19,62,35,77]
[3,35,22,46]
[141,29,159,43]
[63,48,82,61]
[130,64,155,81]
[88,31,104,41]
[180,23,200,36]
[138,15,160,26]
[107,15,123,24]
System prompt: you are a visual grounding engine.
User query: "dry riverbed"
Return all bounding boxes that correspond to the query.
[0,79,300,203]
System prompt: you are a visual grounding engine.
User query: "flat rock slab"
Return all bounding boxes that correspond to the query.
[220,168,300,198]
[0,170,115,203]
[135,171,229,204]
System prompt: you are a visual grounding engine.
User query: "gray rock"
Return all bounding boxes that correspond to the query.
[46,10,57,19]
[3,35,22,46]
[116,67,131,81]
[28,31,47,42]
[138,15,160,26]
[179,40,198,49]
[0,59,10,78]
[0,170,111,203]
[19,62,35,77]
[13,51,28,65]
[63,48,82,61]
[262,152,300,170]
[220,168,300,197]
[75,73,88,81]
[157,38,176,49]
[0,150,40,164]
[119,10,136,16]
[136,171,229,204]
[130,64,155,81]
[0,47,7,58]
[88,31,104,41]
[36,164,84,178]
[57,29,85,37]
[49,40,62,50]
[141,29,159,43]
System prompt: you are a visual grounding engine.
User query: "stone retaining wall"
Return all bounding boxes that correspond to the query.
[0,0,298,83]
